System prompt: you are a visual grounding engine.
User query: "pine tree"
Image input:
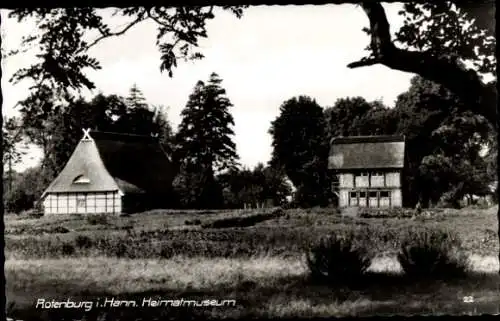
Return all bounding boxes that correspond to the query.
[126,84,148,110]
[174,73,239,209]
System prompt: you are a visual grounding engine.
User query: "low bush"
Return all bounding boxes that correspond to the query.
[305,230,372,284]
[19,209,43,219]
[397,227,469,279]
[75,235,93,249]
[202,208,285,228]
[86,215,109,225]
[358,208,415,219]
[51,226,70,234]
[61,243,75,256]
[4,225,70,235]
[185,219,202,225]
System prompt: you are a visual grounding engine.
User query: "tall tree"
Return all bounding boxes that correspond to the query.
[324,97,395,141]
[217,164,292,209]
[126,84,148,110]
[2,117,26,194]
[19,92,175,179]
[269,96,331,207]
[113,85,163,136]
[393,76,494,207]
[174,73,239,209]
[4,166,49,214]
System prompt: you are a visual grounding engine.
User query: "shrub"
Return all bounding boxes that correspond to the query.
[114,243,127,258]
[18,208,43,219]
[61,243,75,256]
[75,235,93,249]
[202,208,285,228]
[51,226,70,234]
[397,227,469,278]
[185,219,202,225]
[305,230,372,284]
[86,214,109,225]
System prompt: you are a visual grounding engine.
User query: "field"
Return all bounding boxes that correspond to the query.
[5,206,500,320]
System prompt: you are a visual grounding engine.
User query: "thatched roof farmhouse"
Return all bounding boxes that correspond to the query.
[41,129,175,215]
[329,135,405,208]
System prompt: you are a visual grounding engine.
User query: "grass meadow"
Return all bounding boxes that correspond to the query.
[4,206,500,320]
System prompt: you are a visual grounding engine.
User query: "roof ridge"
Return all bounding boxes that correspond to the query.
[90,130,157,139]
[331,135,405,145]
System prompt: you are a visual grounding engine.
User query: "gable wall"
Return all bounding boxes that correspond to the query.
[337,169,402,208]
[43,191,121,215]
[338,171,401,189]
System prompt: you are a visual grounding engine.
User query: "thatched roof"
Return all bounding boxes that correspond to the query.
[41,130,175,197]
[329,135,405,170]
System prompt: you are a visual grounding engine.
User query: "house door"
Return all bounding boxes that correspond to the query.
[358,191,367,207]
[76,195,86,213]
[349,191,358,206]
[369,191,378,207]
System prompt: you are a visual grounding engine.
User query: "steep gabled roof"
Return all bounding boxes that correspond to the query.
[329,135,405,170]
[91,131,175,195]
[41,137,120,196]
[42,130,175,197]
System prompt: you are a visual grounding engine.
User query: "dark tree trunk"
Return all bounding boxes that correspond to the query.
[497,90,499,275]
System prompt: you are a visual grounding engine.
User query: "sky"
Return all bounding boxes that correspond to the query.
[1,4,417,172]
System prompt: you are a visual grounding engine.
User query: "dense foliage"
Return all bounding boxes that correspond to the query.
[3,3,496,213]
[397,227,470,278]
[269,96,332,207]
[217,163,292,209]
[321,76,495,208]
[173,73,239,209]
[306,230,372,284]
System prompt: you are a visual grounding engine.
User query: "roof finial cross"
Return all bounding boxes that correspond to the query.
[82,128,92,141]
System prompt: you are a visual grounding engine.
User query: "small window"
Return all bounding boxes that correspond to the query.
[369,191,377,198]
[350,192,357,198]
[380,191,390,198]
[77,195,86,207]
[359,192,366,198]
[73,175,90,184]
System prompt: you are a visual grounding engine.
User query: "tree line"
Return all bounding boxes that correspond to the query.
[3,0,497,272]
[4,72,496,213]
[269,76,497,209]
[3,73,292,212]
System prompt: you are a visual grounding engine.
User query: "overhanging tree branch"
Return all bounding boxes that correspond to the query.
[347,57,379,68]
[77,13,147,55]
[349,2,497,129]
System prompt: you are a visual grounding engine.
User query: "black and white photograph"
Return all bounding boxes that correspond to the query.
[1,1,498,320]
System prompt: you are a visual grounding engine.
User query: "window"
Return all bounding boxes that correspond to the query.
[77,195,86,207]
[380,191,390,198]
[350,192,357,198]
[369,191,377,198]
[372,172,383,177]
[359,192,366,198]
[73,175,90,184]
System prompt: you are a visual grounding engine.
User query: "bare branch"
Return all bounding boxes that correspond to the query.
[347,57,380,68]
[77,13,147,54]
